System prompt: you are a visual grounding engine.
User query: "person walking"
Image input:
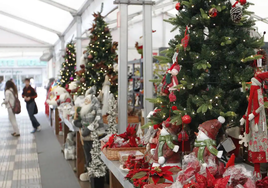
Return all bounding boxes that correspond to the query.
[1,80,20,137]
[22,78,40,133]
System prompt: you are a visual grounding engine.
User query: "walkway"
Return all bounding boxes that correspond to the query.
[0,88,81,188]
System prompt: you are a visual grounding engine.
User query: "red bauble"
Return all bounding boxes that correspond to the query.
[239,0,246,5]
[175,2,182,11]
[88,54,93,59]
[182,115,192,124]
[172,106,178,111]
[209,8,218,18]
[153,124,159,129]
[169,92,176,102]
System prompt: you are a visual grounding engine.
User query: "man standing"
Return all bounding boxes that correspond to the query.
[22,78,40,133]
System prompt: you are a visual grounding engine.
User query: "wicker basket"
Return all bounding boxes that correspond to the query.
[101,141,146,161]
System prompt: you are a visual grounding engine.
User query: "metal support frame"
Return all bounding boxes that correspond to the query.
[0,44,53,48]
[0,10,61,35]
[0,25,51,45]
[76,16,82,71]
[143,0,154,123]
[252,14,268,25]
[114,0,154,5]
[52,49,56,78]
[118,4,129,133]
[56,36,65,79]
[38,0,77,14]
[162,13,166,46]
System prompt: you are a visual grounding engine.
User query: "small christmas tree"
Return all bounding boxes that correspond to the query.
[107,94,117,134]
[87,126,106,178]
[59,42,76,88]
[76,4,118,97]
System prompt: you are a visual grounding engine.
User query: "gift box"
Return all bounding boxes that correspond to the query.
[119,150,144,164]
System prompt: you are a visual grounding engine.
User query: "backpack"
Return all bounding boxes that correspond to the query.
[9,90,21,114]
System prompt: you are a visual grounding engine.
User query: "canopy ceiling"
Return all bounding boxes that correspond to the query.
[0,0,266,57]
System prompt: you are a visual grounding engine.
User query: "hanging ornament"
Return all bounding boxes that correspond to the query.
[230,1,243,23]
[70,77,74,81]
[209,8,218,18]
[239,0,246,5]
[88,54,93,59]
[175,2,183,11]
[181,26,190,51]
[182,115,192,124]
[169,91,176,102]
[80,64,85,69]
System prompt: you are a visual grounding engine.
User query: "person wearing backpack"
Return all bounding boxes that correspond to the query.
[22,78,40,133]
[1,80,20,137]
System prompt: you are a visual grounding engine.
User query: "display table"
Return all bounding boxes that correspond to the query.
[49,105,60,135]
[101,152,133,188]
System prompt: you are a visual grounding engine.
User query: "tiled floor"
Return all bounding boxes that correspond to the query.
[0,116,42,188]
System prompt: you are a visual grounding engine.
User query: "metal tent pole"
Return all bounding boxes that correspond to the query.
[143,0,154,123]
[76,16,82,71]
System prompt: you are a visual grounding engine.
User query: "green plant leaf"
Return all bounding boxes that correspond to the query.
[131,172,148,180]
[202,105,208,113]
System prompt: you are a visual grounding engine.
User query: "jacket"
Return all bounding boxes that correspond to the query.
[3,88,16,109]
[22,85,37,104]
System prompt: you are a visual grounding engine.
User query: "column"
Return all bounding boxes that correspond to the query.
[118,4,128,133]
[52,49,56,78]
[76,16,82,71]
[143,1,154,124]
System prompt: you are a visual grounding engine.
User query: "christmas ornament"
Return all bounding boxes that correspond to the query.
[209,8,218,18]
[181,26,190,51]
[169,92,176,102]
[172,106,177,111]
[193,116,225,163]
[182,115,191,124]
[239,72,268,179]
[230,2,243,23]
[88,54,93,59]
[175,2,182,11]
[104,27,109,32]
[239,0,246,5]
[80,77,85,83]
[70,77,74,81]
[80,64,85,69]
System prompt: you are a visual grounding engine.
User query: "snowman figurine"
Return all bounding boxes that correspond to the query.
[151,118,181,165]
[193,116,225,164]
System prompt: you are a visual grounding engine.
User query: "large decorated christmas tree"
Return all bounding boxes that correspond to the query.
[76,5,118,97]
[59,41,76,88]
[145,0,264,138]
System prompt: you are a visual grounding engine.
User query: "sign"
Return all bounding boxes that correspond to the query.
[0,69,42,75]
[0,58,47,67]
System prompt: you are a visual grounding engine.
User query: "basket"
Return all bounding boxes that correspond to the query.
[101,141,146,161]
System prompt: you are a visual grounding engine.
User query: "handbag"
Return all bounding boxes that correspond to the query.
[8,90,21,114]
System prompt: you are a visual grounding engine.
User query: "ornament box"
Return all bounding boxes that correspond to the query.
[101,141,146,161]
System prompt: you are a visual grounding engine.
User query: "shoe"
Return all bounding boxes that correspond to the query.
[31,129,37,133]
[37,126,41,132]
[11,133,16,136]
[14,134,20,137]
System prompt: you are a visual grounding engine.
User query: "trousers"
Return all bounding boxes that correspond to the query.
[8,108,20,134]
[26,101,40,129]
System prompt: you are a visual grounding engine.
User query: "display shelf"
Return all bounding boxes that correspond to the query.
[101,152,133,188]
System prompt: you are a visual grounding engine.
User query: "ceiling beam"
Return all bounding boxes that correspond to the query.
[54,0,94,46]
[38,0,77,14]
[0,10,61,35]
[0,25,52,45]
[252,14,268,25]
[107,0,175,24]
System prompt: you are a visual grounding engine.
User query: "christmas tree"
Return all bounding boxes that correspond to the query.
[76,4,118,97]
[107,93,118,134]
[59,42,76,88]
[145,0,264,138]
[87,123,106,178]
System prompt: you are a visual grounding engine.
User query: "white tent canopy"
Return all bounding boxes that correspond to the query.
[0,0,266,59]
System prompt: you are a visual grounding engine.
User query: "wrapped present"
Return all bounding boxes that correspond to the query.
[119,150,144,164]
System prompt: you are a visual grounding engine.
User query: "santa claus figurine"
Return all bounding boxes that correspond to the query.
[240,72,268,180]
[168,64,181,91]
[193,116,225,164]
[151,118,181,165]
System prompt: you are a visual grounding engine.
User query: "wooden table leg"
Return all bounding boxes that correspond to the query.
[54,108,59,135]
[76,132,85,178]
[109,171,123,188]
[49,108,53,127]
[63,123,70,144]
